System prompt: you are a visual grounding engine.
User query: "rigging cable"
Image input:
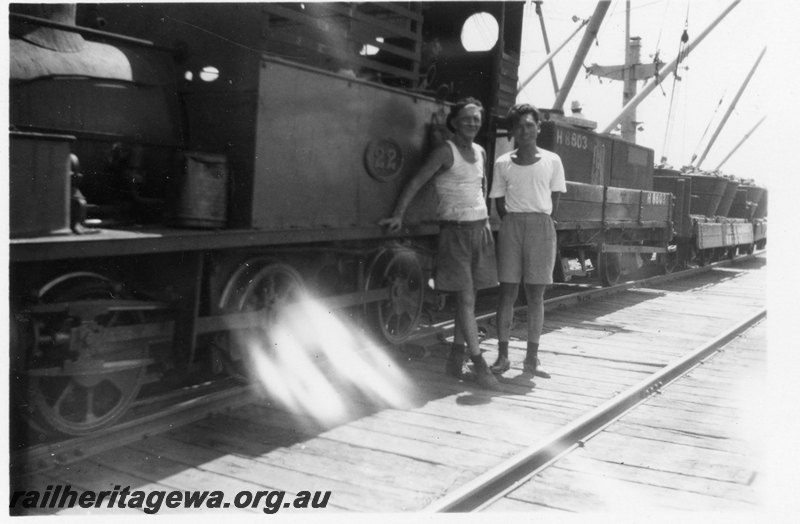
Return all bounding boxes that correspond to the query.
[650,0,671,89]
[689,91,726,165]
[659,7,690,165]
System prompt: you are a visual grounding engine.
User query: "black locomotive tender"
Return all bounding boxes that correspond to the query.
[9,3,766,437]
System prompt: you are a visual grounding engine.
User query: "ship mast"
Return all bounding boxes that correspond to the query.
[586,2,661,142]
[600,0,741,136]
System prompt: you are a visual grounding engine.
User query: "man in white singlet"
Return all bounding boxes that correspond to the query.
[380,98,498,389]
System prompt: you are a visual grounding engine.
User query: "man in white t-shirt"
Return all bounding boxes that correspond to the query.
[489,104,567,379]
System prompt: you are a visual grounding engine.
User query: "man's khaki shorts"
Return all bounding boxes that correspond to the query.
[497,212,556,285]
[435,220,498,292]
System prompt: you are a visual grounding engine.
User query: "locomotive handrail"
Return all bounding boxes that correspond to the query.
[10,13,175,53]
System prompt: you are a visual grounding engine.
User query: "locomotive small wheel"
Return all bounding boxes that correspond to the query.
[365,249,425,344]
[218,262,305,378]
[598,252,622,287]
[23,274,148,436]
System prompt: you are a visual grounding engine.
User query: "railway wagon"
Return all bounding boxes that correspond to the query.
[530,116,673,286]
[9,2,673,438]
[653,168,767,267]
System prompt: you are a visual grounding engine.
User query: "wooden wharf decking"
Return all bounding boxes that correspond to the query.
[13,256,766,515]
[485,317,766,512]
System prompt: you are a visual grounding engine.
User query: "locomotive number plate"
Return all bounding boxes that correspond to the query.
[365,138,404,182]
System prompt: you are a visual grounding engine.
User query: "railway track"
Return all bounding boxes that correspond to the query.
[425,306,766,512]
[11,252,763,479]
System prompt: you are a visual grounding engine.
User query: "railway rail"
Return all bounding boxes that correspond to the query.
[11,252,762,479]
[426,307,766,512]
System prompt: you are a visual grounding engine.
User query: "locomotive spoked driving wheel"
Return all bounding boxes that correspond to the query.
[364,248,425,344]
[19,273,150,436]
[217,260,306,378]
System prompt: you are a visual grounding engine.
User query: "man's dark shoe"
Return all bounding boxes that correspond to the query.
[473,357,500,389]
[523,358,551,379]
[445,344,472,380]
[445,357,473,380]
[490,355,511,374]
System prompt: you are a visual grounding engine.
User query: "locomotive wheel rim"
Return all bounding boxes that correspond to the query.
[24,275,148,436]
[370,250,424,344]
[236,263,305,319]
[29,365,146,436]
[219,262,305,378]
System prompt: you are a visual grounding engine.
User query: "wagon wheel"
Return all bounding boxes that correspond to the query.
[695,248,712,267]
[20,274,148,436]
[659,250,680,274]
[365,248,425,344]
[217,261,305,378]
[598,252,622,287]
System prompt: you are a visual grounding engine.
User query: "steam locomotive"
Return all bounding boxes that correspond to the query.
[8,2,764,437]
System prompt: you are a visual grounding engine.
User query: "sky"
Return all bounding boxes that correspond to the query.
[515,0,793,190]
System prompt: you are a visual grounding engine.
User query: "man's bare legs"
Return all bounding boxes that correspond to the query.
[445,289,498,387]
[492,282,550,378]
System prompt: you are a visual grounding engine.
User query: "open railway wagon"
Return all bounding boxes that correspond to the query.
[8,2,526,437]
[653,168,767,267]
[510,114,675,286]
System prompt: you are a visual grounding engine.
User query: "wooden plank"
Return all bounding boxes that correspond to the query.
[605,420,756,456]
[90,446,263,513]
[553,455,761,506]
[155,427,419,511]
[579,431,756,484]
[367,1,423,22]
[506,463,755,511]
[39,460,176,514]
[317,3,421,40]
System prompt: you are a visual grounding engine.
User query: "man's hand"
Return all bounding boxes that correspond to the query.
[379,216,403,233]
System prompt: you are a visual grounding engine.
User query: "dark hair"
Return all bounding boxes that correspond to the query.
[446,97,484,132]
[506,103,541,130]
